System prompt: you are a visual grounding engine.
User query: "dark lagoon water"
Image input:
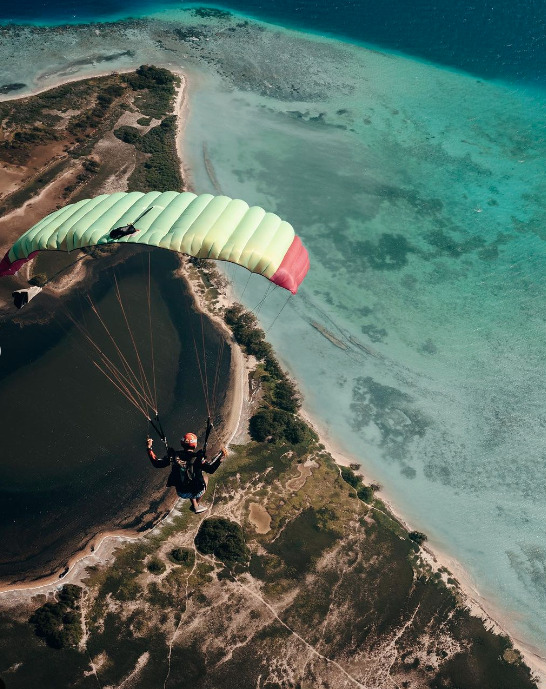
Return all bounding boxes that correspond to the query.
[0,0,544,84]
[0,248,231,583]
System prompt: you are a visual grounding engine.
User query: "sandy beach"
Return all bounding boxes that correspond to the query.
[0,63,544,686]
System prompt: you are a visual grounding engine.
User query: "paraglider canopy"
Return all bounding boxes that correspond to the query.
[0,191,310,294]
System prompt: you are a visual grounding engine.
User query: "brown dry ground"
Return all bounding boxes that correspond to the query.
[0,79,131,253]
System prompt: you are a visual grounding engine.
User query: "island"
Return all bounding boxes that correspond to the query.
[0,68,539,689]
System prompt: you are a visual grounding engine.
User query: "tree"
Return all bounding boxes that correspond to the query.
[195,518,249,566]
[409,531,428,546]
[28,585,82,649]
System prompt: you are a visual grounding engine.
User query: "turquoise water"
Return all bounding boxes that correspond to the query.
[0,7,545,651]
[1,0,544,84]
[179,20,546,648]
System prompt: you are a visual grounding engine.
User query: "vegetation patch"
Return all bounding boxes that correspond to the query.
[124,65,179,120]
[28,585,82,649]
[224,303,316,445]
[147,556,166,575]
[192,7,232,19]
[268,508,338,577]
[169,547,195,567]
[249,408,308,444]
[409,531,428,546]
[339,464,376,503]
[114,125,141,145]
[195,517,250,567]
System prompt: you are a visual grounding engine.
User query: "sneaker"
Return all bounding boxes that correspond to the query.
[194,506,208,514]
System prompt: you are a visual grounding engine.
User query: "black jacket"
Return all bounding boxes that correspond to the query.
[147,446,223,495]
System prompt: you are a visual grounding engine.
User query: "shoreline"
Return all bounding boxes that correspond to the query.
[0,265,246,598]
[298,406,546,685]
[0,66,543,685]
[0,64,245,592]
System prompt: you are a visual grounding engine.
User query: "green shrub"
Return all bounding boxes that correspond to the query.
[249,408,308,444]
[356,485,375,502]
[114,125,140,145]
[283,415,308,444]
[124,65,178,119]
[340,466,361,489]
[169,548,195,567]
[104,83,124,98]
[225,305,266,355]
[225,303,309,444]
[125,114,182,192]
[97,93,113,107]
[147,557,166,575]
[57,584,82,607]
[126,65,176,91]
[263,354,282,378]
[29,585,82,649]
[409,531,428,546]
[273,379,301,412]
[195,517,249,566]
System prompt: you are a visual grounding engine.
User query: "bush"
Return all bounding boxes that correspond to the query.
[126,65,176,91]
[114,125,140,145]
[409,531,428,546]
[195,517,249,566]
[356,485,375,503]
[340,466,360,489]
[249,409,277,442]
[263,354,282,378]
[125,114,182,192]
[249,408,308,444]
[224,304,270,358]
[57,584,82,607]
[104,83,124,98]
[272,378,301,413]
[283,416,308,444]
[169,548,195,567]
[29,585,82,649]
[97,93,113,107]
[225,303,309,444]
[147,557,166,575]
[124,66,178,119]
[83,158,100,173]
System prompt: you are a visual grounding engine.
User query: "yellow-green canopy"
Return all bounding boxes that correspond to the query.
[0,191,309,293]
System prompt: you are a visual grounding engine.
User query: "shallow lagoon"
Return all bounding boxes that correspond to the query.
[0,8,545,649]
[0,249,230,582]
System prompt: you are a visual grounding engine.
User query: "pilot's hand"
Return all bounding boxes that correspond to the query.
[146,438,153,449]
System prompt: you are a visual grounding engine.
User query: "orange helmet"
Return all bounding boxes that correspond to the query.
[182,432,198,449]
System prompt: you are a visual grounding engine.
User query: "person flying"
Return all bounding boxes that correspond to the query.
[146,432,227,514]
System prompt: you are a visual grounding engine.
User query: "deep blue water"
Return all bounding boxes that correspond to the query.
[0,0,544,84]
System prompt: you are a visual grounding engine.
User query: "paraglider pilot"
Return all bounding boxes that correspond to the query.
[146,431,227,514]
